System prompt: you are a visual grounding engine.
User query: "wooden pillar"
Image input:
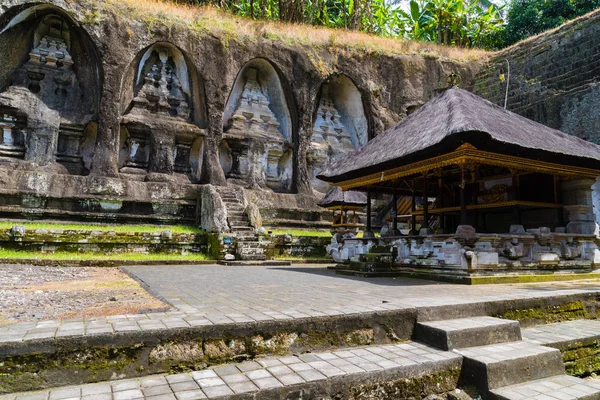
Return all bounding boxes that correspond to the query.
[460,167,468,225]
[512,172,521,225]
[411,180,417,234]
[438,176,445,232]
[365,188,374,237]
[423,173,429,231]
[554,175,564,227]
[472,170,479,230]
[392,186,398,234]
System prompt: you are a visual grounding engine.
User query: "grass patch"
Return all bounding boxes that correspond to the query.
[274,256,333,261]
[0,249,209,261]
[269,229,332,237]
[79,0,489,64]
[0,221,202,234]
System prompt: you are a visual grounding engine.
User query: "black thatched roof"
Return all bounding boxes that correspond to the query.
[318,87,600,183]
[318,186,367,208]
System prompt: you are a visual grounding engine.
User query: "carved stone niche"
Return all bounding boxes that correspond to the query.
[12,16,75,108]
[308,79,367,194]
[221,66,293,192]
[56,124,84,174]
[0,110,26,159]
[119,125,150,177]
[0,13,98,173]
[119,47,204,182]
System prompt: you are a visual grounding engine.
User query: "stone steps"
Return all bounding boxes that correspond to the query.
[0,341,462,400]
[412,315,584,399]
[490,375,600,400]
[456,341,566,393]
[415,316,521,350]
[231,226,253,232]
[218,260,290,266]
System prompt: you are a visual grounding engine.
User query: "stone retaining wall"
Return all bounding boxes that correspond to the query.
[475,9,600,143]
[270,235,332,259]
[0,226,215,256]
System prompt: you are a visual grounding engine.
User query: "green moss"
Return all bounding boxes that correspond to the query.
[496,300,594,325]
[206,234,220,260]
[0,249,209,262]
[348,366,461,399]
[296,329,342,349]
[566,354,600,376]
[268,229,331,237]
[470,273,600,285]
[0,344,146,393]
[0,372,45,394]
[563,343,600,362]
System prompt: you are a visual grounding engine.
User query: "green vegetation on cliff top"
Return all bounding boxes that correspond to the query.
[77,0,490,63]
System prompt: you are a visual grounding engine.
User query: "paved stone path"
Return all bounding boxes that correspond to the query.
[123,265,600,319]
[523,319,600,346]
[491,375,600,400]
[1,265,600,344]
[0,341,459,400]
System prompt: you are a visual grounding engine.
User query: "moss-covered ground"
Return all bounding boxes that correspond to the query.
[0,249,208,262]
[0,221,202,234]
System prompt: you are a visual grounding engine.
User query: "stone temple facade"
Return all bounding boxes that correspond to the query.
[0,0,599,240]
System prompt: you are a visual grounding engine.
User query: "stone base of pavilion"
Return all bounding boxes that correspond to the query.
[331,225,600,284]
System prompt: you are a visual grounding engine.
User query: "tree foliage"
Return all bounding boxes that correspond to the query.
[502,0,600,46]
[175,0,505,49]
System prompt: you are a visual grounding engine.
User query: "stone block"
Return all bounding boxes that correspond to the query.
[199,185,228,233]
[415,316,521,351]
[458,342,564,392]
[537,252,560,264]
[455,225,476,239]
[473,251,499,267]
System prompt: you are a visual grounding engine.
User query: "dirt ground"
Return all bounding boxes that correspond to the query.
[0,264,170,323]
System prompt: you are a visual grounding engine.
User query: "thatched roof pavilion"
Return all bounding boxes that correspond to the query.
[318,186,367,230]
[317,87,600,236]
[318,186,367,209]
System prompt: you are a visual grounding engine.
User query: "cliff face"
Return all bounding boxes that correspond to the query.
[474,9,600,144]
[474,9,600,227]
[0,0,481,226]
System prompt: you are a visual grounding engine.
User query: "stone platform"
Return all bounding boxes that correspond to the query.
[2,265,600,396]
[0,341,462,400]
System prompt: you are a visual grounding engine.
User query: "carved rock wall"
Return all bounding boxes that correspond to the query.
[0,0,480,225]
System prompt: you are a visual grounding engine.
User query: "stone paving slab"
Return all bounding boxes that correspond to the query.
[523,320,600,349]
[419,316,517,332]
[0,341,461,400]
[1,265,600,347]
[455,341,566,391]
[415,316,521,350]
[491,375,600,400]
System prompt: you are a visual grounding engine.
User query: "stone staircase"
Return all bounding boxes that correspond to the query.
[414,315,600,400]
[216,186,253,235]
[216,186,266,262]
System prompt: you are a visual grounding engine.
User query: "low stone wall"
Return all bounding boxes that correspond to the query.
[270,235,331,259]
[0,226,216,256]
[0,309,417,393]
[260,208,333,229]
[0,171,199,225]
[2,292,599,393]
[494,300,600,327]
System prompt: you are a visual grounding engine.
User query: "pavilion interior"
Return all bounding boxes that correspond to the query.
[376,165,565,235]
